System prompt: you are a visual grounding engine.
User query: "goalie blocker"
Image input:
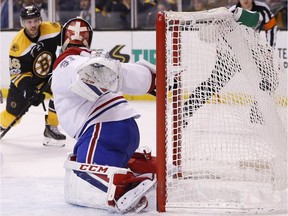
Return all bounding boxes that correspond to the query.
[64,147,156,214]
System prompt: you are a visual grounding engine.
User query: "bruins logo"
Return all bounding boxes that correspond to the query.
[33,51,53,78]
[11,43,19,52]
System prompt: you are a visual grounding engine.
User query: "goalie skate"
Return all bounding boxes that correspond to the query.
[115,178,156,214]
[43,125,66,147]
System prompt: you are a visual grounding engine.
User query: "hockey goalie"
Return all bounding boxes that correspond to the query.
[51,17,157,213]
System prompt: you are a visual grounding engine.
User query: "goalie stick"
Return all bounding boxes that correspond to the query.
[0,80,51,139]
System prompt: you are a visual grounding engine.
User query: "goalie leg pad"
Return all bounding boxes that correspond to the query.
[64,164,111,210]
[64,155,155,213]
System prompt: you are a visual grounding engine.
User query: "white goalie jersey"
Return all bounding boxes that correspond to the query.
[51,47,155,138]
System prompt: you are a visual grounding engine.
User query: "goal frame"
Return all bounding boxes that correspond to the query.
[155,9,287,213]
[156,11,167,212]
[156,11,184,212]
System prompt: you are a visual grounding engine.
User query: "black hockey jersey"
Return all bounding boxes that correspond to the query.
[9,21,61,88]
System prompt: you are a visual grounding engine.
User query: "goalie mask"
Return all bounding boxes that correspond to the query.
[61,17,93,51]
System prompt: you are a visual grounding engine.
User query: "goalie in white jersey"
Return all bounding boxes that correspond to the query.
[51,17,156,213]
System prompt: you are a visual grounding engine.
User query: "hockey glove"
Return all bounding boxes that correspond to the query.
[28,90,45,106]
[18,78,45,106]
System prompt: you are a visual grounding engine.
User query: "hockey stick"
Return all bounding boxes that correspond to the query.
[0,81,51,139]
[183,48,238,125]
[0,90,3,104]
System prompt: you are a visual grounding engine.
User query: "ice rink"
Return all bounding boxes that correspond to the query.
[0,99,286,216]
[0,99,163,216]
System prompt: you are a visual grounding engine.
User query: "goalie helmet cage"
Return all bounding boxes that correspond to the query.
[156,8,287,214]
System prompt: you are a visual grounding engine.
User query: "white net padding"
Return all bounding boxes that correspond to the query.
[162,8,287,214]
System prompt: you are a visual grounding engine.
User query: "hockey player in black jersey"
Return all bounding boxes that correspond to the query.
[0,5,66,146]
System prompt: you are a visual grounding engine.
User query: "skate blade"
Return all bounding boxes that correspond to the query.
[43,137,65,147]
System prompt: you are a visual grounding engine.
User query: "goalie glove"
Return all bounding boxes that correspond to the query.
[78,54,123,93]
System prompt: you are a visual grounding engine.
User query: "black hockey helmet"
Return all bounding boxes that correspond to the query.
[20,5,41,20]
[61,17,93,51]
[20,5,41,27]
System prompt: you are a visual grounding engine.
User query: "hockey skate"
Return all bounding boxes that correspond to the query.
[43,124,66,147]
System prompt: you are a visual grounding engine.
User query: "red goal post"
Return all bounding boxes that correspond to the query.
[156,8,287,214]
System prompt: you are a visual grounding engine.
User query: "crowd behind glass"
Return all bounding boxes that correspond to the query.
[1,0,287,30]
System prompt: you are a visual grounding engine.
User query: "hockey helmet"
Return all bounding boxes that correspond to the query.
[20,5,41,27]
[61,17,93,51]
[20,5,41,20]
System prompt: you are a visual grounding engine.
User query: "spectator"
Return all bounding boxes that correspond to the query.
[165,0,177,11]
[105,0,131,29]
[78,0,111,29]
[79,0,91,23]
[138,0,158,28]
[145,1,171,28]
[94,0,111,29]
[58,0,80,24]
[182,0,208,12]
[1,0,9,28]
[13,0,34,29]
[33,0,48,21]
[192,0,208,11]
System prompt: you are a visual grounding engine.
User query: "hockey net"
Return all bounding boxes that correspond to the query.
[156,8,287,214]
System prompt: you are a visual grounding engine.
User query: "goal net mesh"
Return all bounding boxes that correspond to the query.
[157,8,287,213]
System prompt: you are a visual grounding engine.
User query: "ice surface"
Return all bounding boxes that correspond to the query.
[0,100,286,216]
